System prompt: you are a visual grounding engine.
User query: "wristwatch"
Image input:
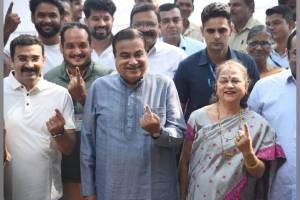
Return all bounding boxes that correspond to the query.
[151,128,162,139]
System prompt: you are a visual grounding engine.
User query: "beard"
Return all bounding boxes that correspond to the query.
[35,23,61,38]
[91,27,111,40]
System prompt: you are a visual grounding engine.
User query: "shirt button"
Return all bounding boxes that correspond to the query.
[26,103,29,106]
[21,86,24,88]
[26,93,29,96]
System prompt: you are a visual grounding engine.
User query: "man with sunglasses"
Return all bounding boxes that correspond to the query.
[174,2,259,120]
[158,3,205,56]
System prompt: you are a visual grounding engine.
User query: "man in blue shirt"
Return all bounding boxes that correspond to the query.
[248,30,297,200]
[80,28,186,200]
[158,3,205,56]
[174,2,259,120]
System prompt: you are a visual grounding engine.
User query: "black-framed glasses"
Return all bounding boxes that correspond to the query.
[247,40,271,49]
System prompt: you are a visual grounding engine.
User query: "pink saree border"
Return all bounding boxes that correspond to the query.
[222,176,248,200]
[257,144,286,160]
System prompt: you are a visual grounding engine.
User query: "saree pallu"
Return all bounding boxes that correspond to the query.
[186,109,286,200]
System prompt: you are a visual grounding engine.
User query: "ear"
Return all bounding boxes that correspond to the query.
[288,20,295,31]
[200,25,204,35]
[84,17,88,25]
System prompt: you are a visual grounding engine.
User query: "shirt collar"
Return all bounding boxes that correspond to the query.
[179,35,187,50]
[235,16,258,33]
[198,47,236,66]
[118,75,145,89]
[8,71,47,92]
[285,69,296,84]
[60,61,96,82]
[148,39,162,56]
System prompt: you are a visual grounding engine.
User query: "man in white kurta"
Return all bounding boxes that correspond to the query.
[4,34,76,200]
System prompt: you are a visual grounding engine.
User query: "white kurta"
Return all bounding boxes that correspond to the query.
[4,72,75,200]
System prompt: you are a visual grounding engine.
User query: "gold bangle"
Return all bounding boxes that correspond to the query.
[244,159,260,169]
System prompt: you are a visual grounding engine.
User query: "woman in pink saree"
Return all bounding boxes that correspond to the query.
[179,60,286,200]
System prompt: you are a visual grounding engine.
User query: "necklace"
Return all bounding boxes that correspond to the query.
[217,104,244,159]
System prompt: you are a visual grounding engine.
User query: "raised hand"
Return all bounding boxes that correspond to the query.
[67,67,87,105]
[140,105,161,135]
[4,1,21,45]
[46,109,65,137]
[235,123,254,155]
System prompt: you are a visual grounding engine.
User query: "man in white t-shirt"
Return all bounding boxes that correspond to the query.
[4,34,76,200]
[83,0,116,70]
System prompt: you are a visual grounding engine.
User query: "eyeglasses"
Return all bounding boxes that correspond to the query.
[132,21,157,29]
[247,40,271,49]
[161,17,182,24]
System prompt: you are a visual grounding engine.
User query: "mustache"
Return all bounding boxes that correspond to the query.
[141,31,156,37]
[21,67,39,73]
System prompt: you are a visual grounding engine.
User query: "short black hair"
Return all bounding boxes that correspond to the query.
[83,0,116,18]
[158,3,179,13]
[201,2,231,26]
[112,28,146,57]
[266,5,294,22]
[287,29,296,58]
[174,0,194,4]
[130,3,160,24]
[10,34,44,60]
[60,22,92,45]
[29,0,65,16]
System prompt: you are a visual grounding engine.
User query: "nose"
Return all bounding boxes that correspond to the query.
[98,18,106,27]
[226,81,234,88]
[214,31,221,39]
[25,60,35,68]
[128,56,138,65]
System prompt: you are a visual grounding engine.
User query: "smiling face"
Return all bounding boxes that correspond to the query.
[216,62,248,105]
[12,44,45,90]
[61,28,92,70]
[32,2,63,38]
[115,38,148,87]
[85,9,113,40]
[246,32,272,66]
[71,0,83,22]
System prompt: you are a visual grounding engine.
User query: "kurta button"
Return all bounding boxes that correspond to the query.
[27,93,29,96]
[26,103,29,106]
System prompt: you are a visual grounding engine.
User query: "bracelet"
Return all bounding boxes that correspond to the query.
[51,129,65,138]
[244,159,260,169]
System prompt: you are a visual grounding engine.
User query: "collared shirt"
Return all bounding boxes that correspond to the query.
[183,22,203,42]
[147,40,187,79]
[91,45,116,70]
[267,49,290,68]
[229,16,262,53]
[4,72,75,200]
[247,70,296,200]
[80,73,186,199]
[44,61,113,131]
[179,35,206,56]
[174,48,259,120]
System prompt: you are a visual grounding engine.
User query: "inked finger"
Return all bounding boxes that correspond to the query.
[6,2,13,15]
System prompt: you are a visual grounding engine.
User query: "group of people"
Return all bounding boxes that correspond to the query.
[2,0,297,200]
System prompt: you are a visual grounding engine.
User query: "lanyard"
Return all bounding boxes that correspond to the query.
[208,63,216,88]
